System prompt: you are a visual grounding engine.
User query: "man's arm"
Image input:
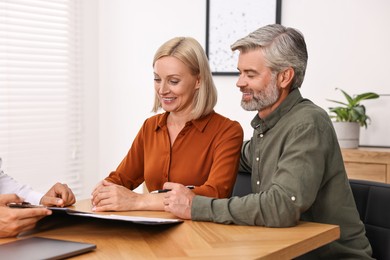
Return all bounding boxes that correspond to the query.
[165,123,332,227]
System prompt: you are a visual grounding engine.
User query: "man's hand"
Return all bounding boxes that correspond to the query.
[0,194,24,207]
[162,182,195,220]
[40,183,76,207]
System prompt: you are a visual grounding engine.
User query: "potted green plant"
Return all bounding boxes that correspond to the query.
[327,88,379,148]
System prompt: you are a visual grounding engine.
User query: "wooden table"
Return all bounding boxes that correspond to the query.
[1,200,340,259]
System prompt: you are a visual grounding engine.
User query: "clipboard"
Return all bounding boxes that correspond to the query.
[48,207,184,225]
[7,202,183,225]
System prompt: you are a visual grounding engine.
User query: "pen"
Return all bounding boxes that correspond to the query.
[150,185,195,194]
[7,202,44,208]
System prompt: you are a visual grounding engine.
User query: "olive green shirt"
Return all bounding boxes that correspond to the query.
[191,89,372,259]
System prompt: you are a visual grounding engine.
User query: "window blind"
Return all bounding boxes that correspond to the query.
[0,0,83,196]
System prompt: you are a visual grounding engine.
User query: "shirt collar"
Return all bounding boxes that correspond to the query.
[251,88,303,133]
[156,111,215,133]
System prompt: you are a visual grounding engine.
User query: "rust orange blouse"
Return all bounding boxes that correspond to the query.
[105,111,243,198]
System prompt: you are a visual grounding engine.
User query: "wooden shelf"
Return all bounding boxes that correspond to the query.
[341,147,390,183]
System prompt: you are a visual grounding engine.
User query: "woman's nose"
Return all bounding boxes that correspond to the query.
[158,82,170,94]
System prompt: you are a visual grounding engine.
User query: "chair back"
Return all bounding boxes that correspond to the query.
[349,179,390,260]
[231,171,252,197]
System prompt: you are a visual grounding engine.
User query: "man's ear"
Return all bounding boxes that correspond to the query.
[278,67,295,89]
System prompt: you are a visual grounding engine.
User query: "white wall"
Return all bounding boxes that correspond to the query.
[215,0,390,145]
[93,0,390,188]
[282,0,390,146]
[97,0,207,185]
[79,0,100,198]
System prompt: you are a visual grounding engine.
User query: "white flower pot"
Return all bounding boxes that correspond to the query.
[332,122,360,149]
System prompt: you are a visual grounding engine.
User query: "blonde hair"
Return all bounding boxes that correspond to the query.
[152,37,217,119]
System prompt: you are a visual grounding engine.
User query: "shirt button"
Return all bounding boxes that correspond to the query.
[260,134,264,138]
[256,157,259,161]
[291,196,296,201]
[256,181,260,185]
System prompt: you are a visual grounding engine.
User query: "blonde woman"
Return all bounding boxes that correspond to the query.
[92,37,243,211]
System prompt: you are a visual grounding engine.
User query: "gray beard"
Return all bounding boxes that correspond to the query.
[241,76,279,111]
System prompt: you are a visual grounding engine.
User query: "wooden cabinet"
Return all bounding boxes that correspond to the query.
[341,147,390,183]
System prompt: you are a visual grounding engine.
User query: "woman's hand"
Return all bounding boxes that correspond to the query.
[91,180,142,211]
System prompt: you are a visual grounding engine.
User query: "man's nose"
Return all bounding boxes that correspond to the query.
[236,75,247,88]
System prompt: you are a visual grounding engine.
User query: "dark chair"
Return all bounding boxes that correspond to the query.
[231,171,252,197]
[349,179,390,260]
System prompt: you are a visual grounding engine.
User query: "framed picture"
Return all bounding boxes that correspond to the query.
[206,0,282,75]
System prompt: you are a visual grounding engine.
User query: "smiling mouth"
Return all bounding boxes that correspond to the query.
[161,97,176,103]
[241,92,253,101]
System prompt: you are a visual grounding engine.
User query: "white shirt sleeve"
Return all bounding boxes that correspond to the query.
[0,158,44,205]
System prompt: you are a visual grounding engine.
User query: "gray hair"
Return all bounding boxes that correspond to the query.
[152,37,217,119]
[231,24,308,90]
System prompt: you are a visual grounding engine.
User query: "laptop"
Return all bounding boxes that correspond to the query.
[0,236,96,260]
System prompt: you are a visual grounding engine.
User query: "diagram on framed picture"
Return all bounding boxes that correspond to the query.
[206,0,282,75]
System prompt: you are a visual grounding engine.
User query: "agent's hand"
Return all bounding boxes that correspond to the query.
[162,182,195,220]
[40,183,76,207]
[0,194,24,207]
[0,194,52,238]
[91,180,141,211]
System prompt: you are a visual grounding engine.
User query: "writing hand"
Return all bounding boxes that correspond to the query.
[162,182,195,220]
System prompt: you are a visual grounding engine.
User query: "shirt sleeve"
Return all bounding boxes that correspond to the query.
[104,122,146,190]
[191,123,331,227]
[0,169,44,205]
